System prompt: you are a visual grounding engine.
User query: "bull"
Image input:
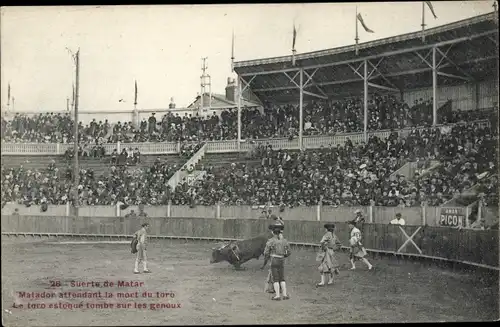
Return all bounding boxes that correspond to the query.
[210,234,269,270]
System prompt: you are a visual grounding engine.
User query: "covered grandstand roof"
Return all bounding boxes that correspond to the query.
[234,12,498,102]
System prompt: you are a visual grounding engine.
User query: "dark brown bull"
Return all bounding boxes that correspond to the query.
[210,234,269,270]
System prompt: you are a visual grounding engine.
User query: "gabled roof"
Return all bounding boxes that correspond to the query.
[187,93,261,109]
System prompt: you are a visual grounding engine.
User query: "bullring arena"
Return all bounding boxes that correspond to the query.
[1,4,499,326]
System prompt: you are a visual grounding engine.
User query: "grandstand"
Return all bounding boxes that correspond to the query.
[1,12,498,228]
[1,7,499,327]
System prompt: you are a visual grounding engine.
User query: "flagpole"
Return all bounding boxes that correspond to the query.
[6,83,10,115]
[292,24,296,66]
[72,83,75,111]
[355,6,359,56]
[134,80,138,128]
[421,2,426,42]
[231,29,235,72]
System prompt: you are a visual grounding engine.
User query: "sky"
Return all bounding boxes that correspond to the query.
[0,2,495,117]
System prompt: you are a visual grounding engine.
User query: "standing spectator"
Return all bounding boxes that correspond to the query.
[148,113,157,135]
[353,209,366,224]
[12,208,20,216]
[133,148,141,164]
[390,213,406,225]
[110,149,118,165]
[138,204,148,218]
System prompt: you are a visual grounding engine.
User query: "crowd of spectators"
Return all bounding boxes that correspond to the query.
[2,96,494,144]
[475,175,499,207]
[180,142,204,158]
[64,144,107,160]
[1,157,177,208]
[1,113,496,209]
[169,121,497,207]
[1,113,110,144]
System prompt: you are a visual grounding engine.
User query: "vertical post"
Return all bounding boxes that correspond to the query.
[474,82,480,111]
[421,1,426,42]
[316,201,321,221]
[299,68,304,150]
[355,6,359,56]
[421,204,426,226]
[73,50,80,220]
[432,46,437,126]
[465,206,470,228]
[237,76,242,150]
[369,205,373,223]
[477,200,483,223]
[363,60,368,142]
[167,200,172,218]
[216,202,221,219]
[133,108,139,129]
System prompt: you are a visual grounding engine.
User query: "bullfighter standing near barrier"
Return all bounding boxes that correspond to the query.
[263,224,291,301]
[263,221,284,293]
[348,220,373,271]
[133,222,151,274]
[316,223,342,286]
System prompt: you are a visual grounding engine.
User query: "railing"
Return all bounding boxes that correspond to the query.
[3,202,499,228]
[2,217,498,270]
[0,119,491,155]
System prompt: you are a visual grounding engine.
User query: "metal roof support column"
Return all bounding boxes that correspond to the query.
[363,59,368,142]
[237,76,242,150]
[432,46,438,126]
[299,68,304,150]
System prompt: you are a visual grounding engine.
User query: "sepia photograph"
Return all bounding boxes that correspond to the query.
[1,2,499,325]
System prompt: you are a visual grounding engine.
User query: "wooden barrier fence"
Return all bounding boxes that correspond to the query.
[1,215,498,270]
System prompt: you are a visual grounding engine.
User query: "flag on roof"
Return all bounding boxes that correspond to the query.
[134,80,138,106]
[292,24,297,50]
[357,13,374,33]
[425,1,438,19]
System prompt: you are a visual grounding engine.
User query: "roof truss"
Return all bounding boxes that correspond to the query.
[237,29,497,98]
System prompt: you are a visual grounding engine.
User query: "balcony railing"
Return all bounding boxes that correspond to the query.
[0,120,490,156]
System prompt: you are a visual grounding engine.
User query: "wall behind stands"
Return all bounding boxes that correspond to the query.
[1,216,498,269]
[403,80,496,111]
[1,203,458,227]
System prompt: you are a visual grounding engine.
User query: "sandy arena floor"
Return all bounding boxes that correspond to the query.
[1,237,498,326]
